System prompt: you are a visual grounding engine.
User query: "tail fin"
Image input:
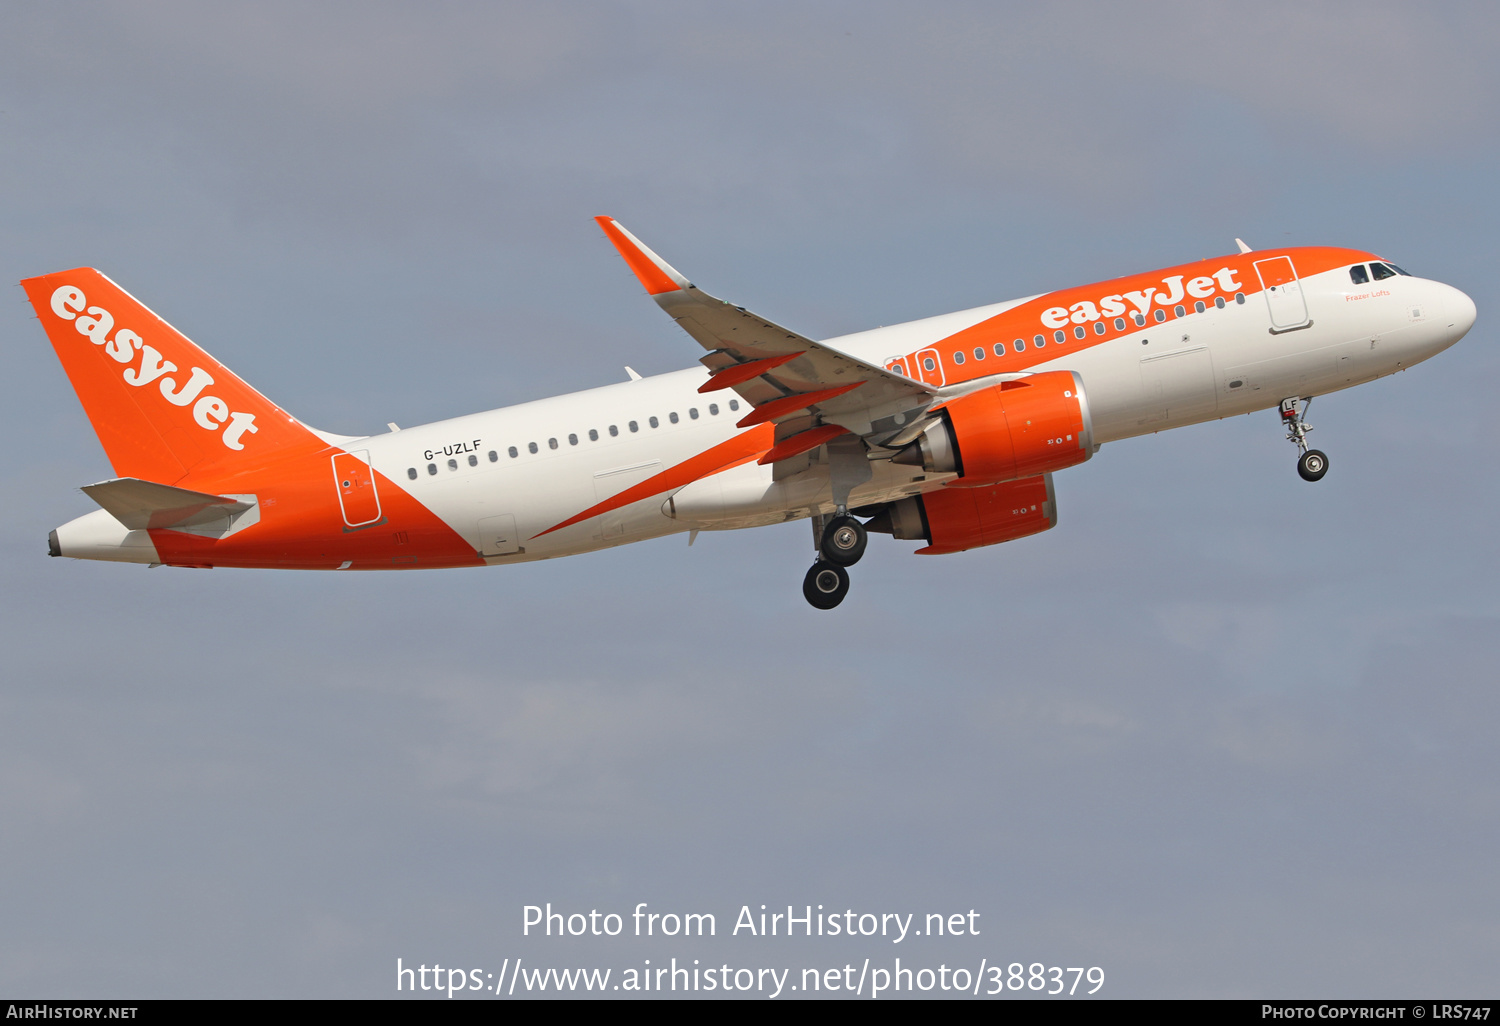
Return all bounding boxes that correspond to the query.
[22,268,321,484]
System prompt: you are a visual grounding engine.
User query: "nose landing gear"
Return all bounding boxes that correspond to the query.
[802,511,868,608]
[1280,397,1329,482]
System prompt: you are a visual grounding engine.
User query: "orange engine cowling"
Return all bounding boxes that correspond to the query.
[893,370,1093,485]
[866,473,1057,554]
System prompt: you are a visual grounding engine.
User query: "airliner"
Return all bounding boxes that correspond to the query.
[25,218,1476,608]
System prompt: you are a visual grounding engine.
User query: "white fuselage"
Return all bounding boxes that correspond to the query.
[348,265,1473,565]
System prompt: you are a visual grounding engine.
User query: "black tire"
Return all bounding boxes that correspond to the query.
[819,515,868,567]
[802,560,850,609]
[1298,449,1329,482]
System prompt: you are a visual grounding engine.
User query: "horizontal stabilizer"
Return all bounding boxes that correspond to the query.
[81,478,253,532]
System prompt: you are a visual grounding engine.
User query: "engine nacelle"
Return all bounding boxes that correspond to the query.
[866,473,1057,555]
[893,370,1093,485]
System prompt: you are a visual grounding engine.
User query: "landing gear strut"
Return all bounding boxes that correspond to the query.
[1280,397,1329,482]
[802,510,867,608]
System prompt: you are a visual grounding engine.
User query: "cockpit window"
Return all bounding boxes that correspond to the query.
[1370,262,1397,281]
[1388,263,1410,276]
[1349,265,1369,285]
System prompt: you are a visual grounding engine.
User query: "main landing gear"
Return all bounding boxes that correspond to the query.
[803,512,867,609]
[1280,397,1329,482]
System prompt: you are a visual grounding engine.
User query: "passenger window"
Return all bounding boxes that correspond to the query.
[1194,301,1205,313]
[1154,309,1166,322]
[407,467,417,480]
[427,463,437,475]
[629,421,638,432]
[993,343,1005,357]
[468,454,478,466]
[669,411,679,424]
[953,351,965,364]
[729,400,739,411]
[1174,305,1185,317]
[1114,317,1125,330]
[548,438,558,450]
[589,429,599,441]
[488,450,497,462]
[922,357,936,371]
[1235,293,1245,304]
[1134,313,1146,326]
[508,446,518,458]
[649,416,659,428]
[688,408,699,420]
[1013,338,1025,353]
[528,442,538,454]
[568,433,578,445]
[1214,296,1225,309]
[1073,325,1086,339]
[973,347,984,360]
[448,458,458,471]
[609,425,619,436]
[1093,321,1105,335]
[1371,262,1397,280]
[1054,330,1065,343]
[1033,334,1045,347]
[708,404,719,416]
[1349,264,1370,285]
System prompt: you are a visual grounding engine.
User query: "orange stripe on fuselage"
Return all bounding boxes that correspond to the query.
[534,424,775,539]
[148,448,484,570]
[902,246,1374,388]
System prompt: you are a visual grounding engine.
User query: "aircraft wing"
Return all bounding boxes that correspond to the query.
[595,217,937,459]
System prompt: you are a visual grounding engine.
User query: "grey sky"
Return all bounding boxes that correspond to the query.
[2,1,1497,998]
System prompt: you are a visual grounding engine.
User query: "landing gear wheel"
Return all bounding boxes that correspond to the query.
[803,560,850,609]
[820,515,867,567]
[1297,449,1329,482]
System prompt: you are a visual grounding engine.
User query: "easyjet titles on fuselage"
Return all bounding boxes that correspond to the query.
[1037,266,1244,329]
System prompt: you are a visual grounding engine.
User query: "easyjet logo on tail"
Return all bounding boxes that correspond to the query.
[49,285,259,451]
[1038,266,1244,330]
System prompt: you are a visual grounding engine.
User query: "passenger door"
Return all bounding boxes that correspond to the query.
[1254,255,1312,333]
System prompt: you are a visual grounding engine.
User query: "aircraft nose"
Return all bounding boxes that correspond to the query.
[1430,280,1477,339]
[1449,285,1478,337]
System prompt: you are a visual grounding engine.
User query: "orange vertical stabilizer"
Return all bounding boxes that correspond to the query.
[22,268,324,485]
